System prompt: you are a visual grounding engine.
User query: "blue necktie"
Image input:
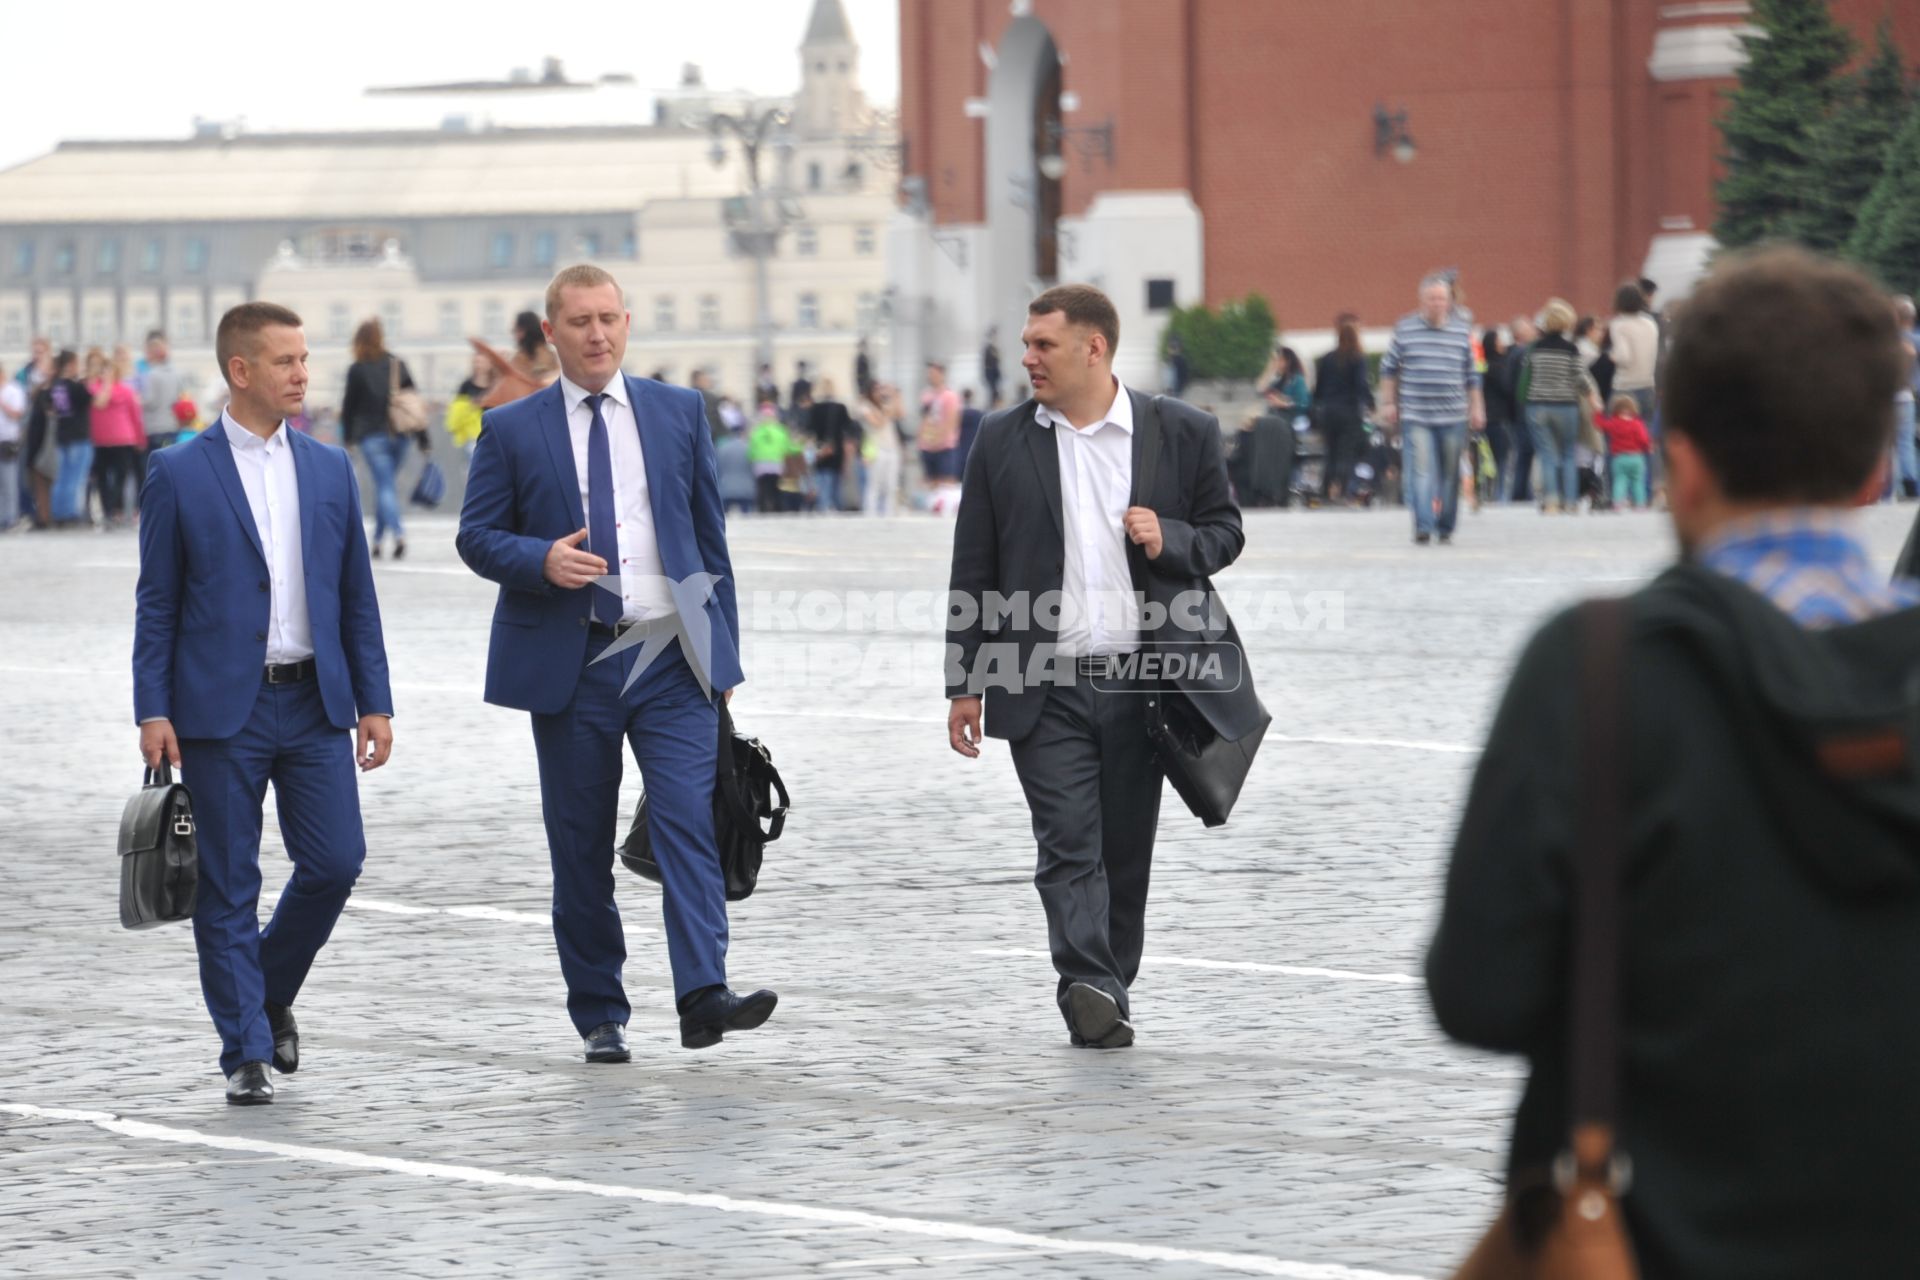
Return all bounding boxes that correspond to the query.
[585,392,620,625]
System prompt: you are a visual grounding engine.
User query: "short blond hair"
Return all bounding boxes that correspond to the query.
[545,264,624,319]
[1540,298,1577,334]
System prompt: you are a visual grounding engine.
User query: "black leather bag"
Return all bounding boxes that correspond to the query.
[1132,395,1270,828]
[619,704,788,902]
[1147,690,1271,828]
[118,762,198,929]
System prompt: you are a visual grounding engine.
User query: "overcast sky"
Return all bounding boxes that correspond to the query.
[0,0,901,173]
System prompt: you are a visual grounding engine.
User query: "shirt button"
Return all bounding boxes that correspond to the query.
[255,631,267,642]
[258,581,269,592]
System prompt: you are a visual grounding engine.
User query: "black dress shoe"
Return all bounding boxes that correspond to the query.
[1065,982,1135,1049]
[583,1022,631,1063]
[677,986,778,1050]
[266,1002,299,1074]
[225,1062,274,1105]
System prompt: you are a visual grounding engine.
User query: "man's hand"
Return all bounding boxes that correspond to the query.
[544,528,608,590]
[1469,402,1487,432]
[948,696,983,759]
[1124,507,1164,561]
[1377,402,1399,430]
[355,715,394,772]
[140,719,181,770]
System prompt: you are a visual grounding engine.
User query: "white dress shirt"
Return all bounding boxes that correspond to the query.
[1034,378,1140,658]
[222,410,313,664]
[560,373,676,622]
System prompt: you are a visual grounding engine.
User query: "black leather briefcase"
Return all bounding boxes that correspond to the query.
[118,762,198,929]
[619,703,788,902]
[1147,690,1271,828]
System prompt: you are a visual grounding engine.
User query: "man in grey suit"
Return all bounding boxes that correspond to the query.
[945,284,1258,1048]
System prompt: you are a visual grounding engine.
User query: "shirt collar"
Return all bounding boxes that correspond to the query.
[1696,508,1867,566]
[560,371,631,417]
[222,408,286,450]
[1034,377,1132,435]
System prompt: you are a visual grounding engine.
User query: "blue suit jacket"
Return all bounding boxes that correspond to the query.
[133,418,394,739]
[455,375,743,714]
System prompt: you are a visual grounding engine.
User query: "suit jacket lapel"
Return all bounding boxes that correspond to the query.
[1020,402,1064,541]
[200,417,266,566]
[1129,389,1163,508]
[627,374,668,529]
[538,382,586,530]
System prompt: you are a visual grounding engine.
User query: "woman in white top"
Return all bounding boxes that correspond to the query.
[0,367,25,531]
[860,383,903,516]
[1608,281,1661,421]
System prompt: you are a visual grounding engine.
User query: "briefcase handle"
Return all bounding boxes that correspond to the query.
[144,760,175,788]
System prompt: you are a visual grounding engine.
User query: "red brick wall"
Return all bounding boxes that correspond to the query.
[898,0,1920,329]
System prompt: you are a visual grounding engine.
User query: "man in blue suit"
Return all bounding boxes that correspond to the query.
[135,302,393,1105]
[457,264,774,1062]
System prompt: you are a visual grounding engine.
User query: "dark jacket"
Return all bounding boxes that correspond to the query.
[31,377,92,448]
[340,355,414,446]
[807,398,854,469]
[945,390,1260,743]
[1429,565,1920,1278]
[1311,351,1374,414]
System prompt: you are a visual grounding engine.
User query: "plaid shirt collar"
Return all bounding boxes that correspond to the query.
[1696,508,1920,628]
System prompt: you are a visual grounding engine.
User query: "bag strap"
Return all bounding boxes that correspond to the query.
[1570,597,1629,1138]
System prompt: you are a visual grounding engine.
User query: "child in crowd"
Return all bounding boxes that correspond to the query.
[1595,392,1653,509]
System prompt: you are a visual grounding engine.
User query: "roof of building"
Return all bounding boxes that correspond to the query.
[0,126,748,223]
[805,0,855,46]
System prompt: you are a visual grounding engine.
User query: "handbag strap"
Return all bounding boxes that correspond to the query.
[1570,597,1629,1136]
[145,760,174,788]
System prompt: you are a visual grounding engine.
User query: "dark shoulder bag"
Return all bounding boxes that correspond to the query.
[1134,396,1271,828]
[619,702,789,902]
[1453,598,1639,1279]
[118,762,198,929]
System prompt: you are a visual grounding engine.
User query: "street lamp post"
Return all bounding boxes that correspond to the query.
[709,107,795,379]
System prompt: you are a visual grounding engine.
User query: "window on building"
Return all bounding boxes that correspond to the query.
[698,295,721,331]
[854,225,876,256]
[439,300,462,338]
[482,300,505,338]
[1146,278,1176,312]
[171,302,198,340]
[533,231,556,269]
[329,304,350,340]
[140,238,163,274]
[183,239,208,272]
[621,231,638,259]
[856,292,878,334]
[46,318,67,344]
[655,296,676,333]
[96,239,121,274]
[490,232,515,268]
[2,311,23,346]
[578,231,601,258]
[382,301,404,340]
[53,242,75,275]
[12,240,34,276]
[795,226,818,257]
[797,292,820,330]
[86,308,113,343]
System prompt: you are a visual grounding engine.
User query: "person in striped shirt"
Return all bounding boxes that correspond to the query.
[1378,273,1486,544]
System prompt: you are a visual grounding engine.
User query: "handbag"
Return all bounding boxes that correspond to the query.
[410,458,447,508]
[619,702,788,902]
[1132,395,1271,827]
[1453,598,1638,1279]
[117,761,199,930]
[387,355,430,435]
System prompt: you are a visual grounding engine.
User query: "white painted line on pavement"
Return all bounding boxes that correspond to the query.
[351,897,637,931]
[975,950,1420,987]
[0,1103,1426,1280]
[1268,734,1477,756]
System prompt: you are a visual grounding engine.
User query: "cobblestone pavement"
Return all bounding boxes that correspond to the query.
[3,503,1914,1278]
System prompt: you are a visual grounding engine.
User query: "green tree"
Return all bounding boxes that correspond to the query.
[1715,0,1855,249]
[1797,20,1911,252]
[1162,294,1276,381]
[1847,92,1920,295]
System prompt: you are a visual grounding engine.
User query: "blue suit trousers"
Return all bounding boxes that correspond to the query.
[178,677,364,1075]
[530,633,727,1035]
